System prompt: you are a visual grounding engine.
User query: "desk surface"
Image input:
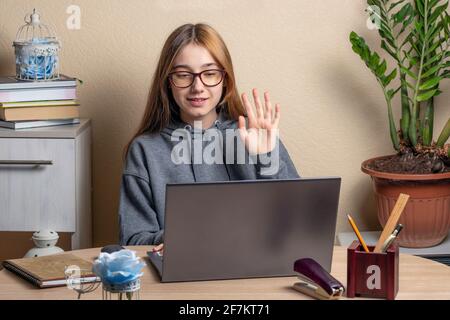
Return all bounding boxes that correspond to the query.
[0,246,449,300]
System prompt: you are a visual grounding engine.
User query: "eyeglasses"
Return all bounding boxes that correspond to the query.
[168,69,226,88]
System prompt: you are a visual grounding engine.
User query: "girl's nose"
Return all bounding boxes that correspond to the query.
[191,76,204,92]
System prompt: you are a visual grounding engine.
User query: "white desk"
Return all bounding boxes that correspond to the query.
[0,119,92,249]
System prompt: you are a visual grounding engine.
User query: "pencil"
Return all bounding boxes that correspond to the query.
[347,214,370,253]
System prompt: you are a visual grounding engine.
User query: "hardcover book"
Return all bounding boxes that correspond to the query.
[0,105,79,121]
[0,118,80,130]
[2,253,99,288]
[0,74,78,90]
[0,87,77,103]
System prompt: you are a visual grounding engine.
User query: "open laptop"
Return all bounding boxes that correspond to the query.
[147,177,341,282]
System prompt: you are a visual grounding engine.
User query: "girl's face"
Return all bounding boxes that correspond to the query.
[169,43,225,127]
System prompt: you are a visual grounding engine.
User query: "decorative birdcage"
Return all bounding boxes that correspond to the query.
[13,9,60,81]
[102,278,141,300]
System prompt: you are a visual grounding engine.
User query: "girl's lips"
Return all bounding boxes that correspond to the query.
[187,98,209,107]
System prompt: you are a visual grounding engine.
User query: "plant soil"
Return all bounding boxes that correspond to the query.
[367,152,450,174]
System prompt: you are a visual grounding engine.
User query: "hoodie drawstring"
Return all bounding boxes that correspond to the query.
[185,120,231,182]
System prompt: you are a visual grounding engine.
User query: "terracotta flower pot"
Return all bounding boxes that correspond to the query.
[361,155,450,248]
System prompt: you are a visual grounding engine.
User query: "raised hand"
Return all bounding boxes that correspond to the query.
[238,88,280,155]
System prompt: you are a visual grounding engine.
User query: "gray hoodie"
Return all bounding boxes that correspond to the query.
[118,111,300,245]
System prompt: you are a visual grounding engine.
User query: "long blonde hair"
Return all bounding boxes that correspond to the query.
[125,23,245,157]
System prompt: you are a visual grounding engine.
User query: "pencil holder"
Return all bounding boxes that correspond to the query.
[346,240,399,300]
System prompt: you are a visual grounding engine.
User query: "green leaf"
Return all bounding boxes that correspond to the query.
[422,120,432,146]
[393,3,414,24]
[376,60,387,76]
[425,37,446,56]
[399,14,415,35]
[381,40,398,59]
[417,89,438,101]
[400,32,414,49]
[421,63,444,78]
[387,86,401,99]
[426,22,441,41]
[429,0,441,9]
[415,21,425,42]
[401,66,418,80]
[415,0,425,17]
[403,50,419,67]
[430,3,449,24]
[419,76,442,90]
[383,68,398,86]
[407,35,421,54]
[379,29,397,49]
[370,52,381,68]
[422,51,444,68]
[443,11,450,35]
[389,0,407,12]
[405,80,416,90]
[436,118,450,147]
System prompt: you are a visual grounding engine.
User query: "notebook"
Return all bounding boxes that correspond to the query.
[2,253,99,288]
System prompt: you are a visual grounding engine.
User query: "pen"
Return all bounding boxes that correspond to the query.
[347,214,370,253]
[381,224,403,253]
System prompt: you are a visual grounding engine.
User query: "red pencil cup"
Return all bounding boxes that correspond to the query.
[346,240,399,300]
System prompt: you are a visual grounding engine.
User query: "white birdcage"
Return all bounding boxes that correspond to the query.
[13,9,60,81]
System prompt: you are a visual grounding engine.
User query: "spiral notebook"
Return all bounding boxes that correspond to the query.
[2,253,99,288]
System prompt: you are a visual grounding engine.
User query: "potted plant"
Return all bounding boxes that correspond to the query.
[350,0,450,247]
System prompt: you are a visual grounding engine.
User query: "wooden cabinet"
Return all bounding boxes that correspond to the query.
[0,119,92,249]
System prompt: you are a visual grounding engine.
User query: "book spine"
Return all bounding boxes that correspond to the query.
[2,262,43,288]
[0,100,78,108]
[0,88,77,102]
[0,118,80,129]
[1,106,80,121]
[0,81,77,90]
[16,119,81,129]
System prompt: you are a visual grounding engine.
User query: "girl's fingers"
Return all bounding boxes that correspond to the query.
[238,115,246,130]
[238,116,248,142]
[252,88,264,120]
[272,104,281,128]
[153,243,164,252]
[241,93,256,127]
[264,91,272,122]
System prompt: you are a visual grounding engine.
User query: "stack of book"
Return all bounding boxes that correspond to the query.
[0,74,80,129]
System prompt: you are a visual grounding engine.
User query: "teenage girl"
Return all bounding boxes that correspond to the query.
[119,23,299,250]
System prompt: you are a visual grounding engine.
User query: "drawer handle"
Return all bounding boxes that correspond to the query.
[0,160,53,165]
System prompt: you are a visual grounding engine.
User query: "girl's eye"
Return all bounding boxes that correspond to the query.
[175,73,191,78]
[204,71,219,77]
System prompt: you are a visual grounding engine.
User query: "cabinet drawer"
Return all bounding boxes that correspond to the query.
[0,138,75,231]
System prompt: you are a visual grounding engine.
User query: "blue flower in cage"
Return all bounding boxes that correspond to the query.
[93,249,145,285]
[21,54,56,79]
[18,38,58,79]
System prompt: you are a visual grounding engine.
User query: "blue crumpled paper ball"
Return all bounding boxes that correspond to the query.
[92,249,145,285]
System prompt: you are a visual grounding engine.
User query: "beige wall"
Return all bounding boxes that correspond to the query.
[1,0,449,247]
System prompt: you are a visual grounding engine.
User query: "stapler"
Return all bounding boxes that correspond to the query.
[293,258,345,300]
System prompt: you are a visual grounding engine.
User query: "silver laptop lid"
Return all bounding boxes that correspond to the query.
[161,177,341,282]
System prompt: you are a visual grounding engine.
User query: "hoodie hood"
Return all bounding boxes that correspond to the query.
[160,108,238,182]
